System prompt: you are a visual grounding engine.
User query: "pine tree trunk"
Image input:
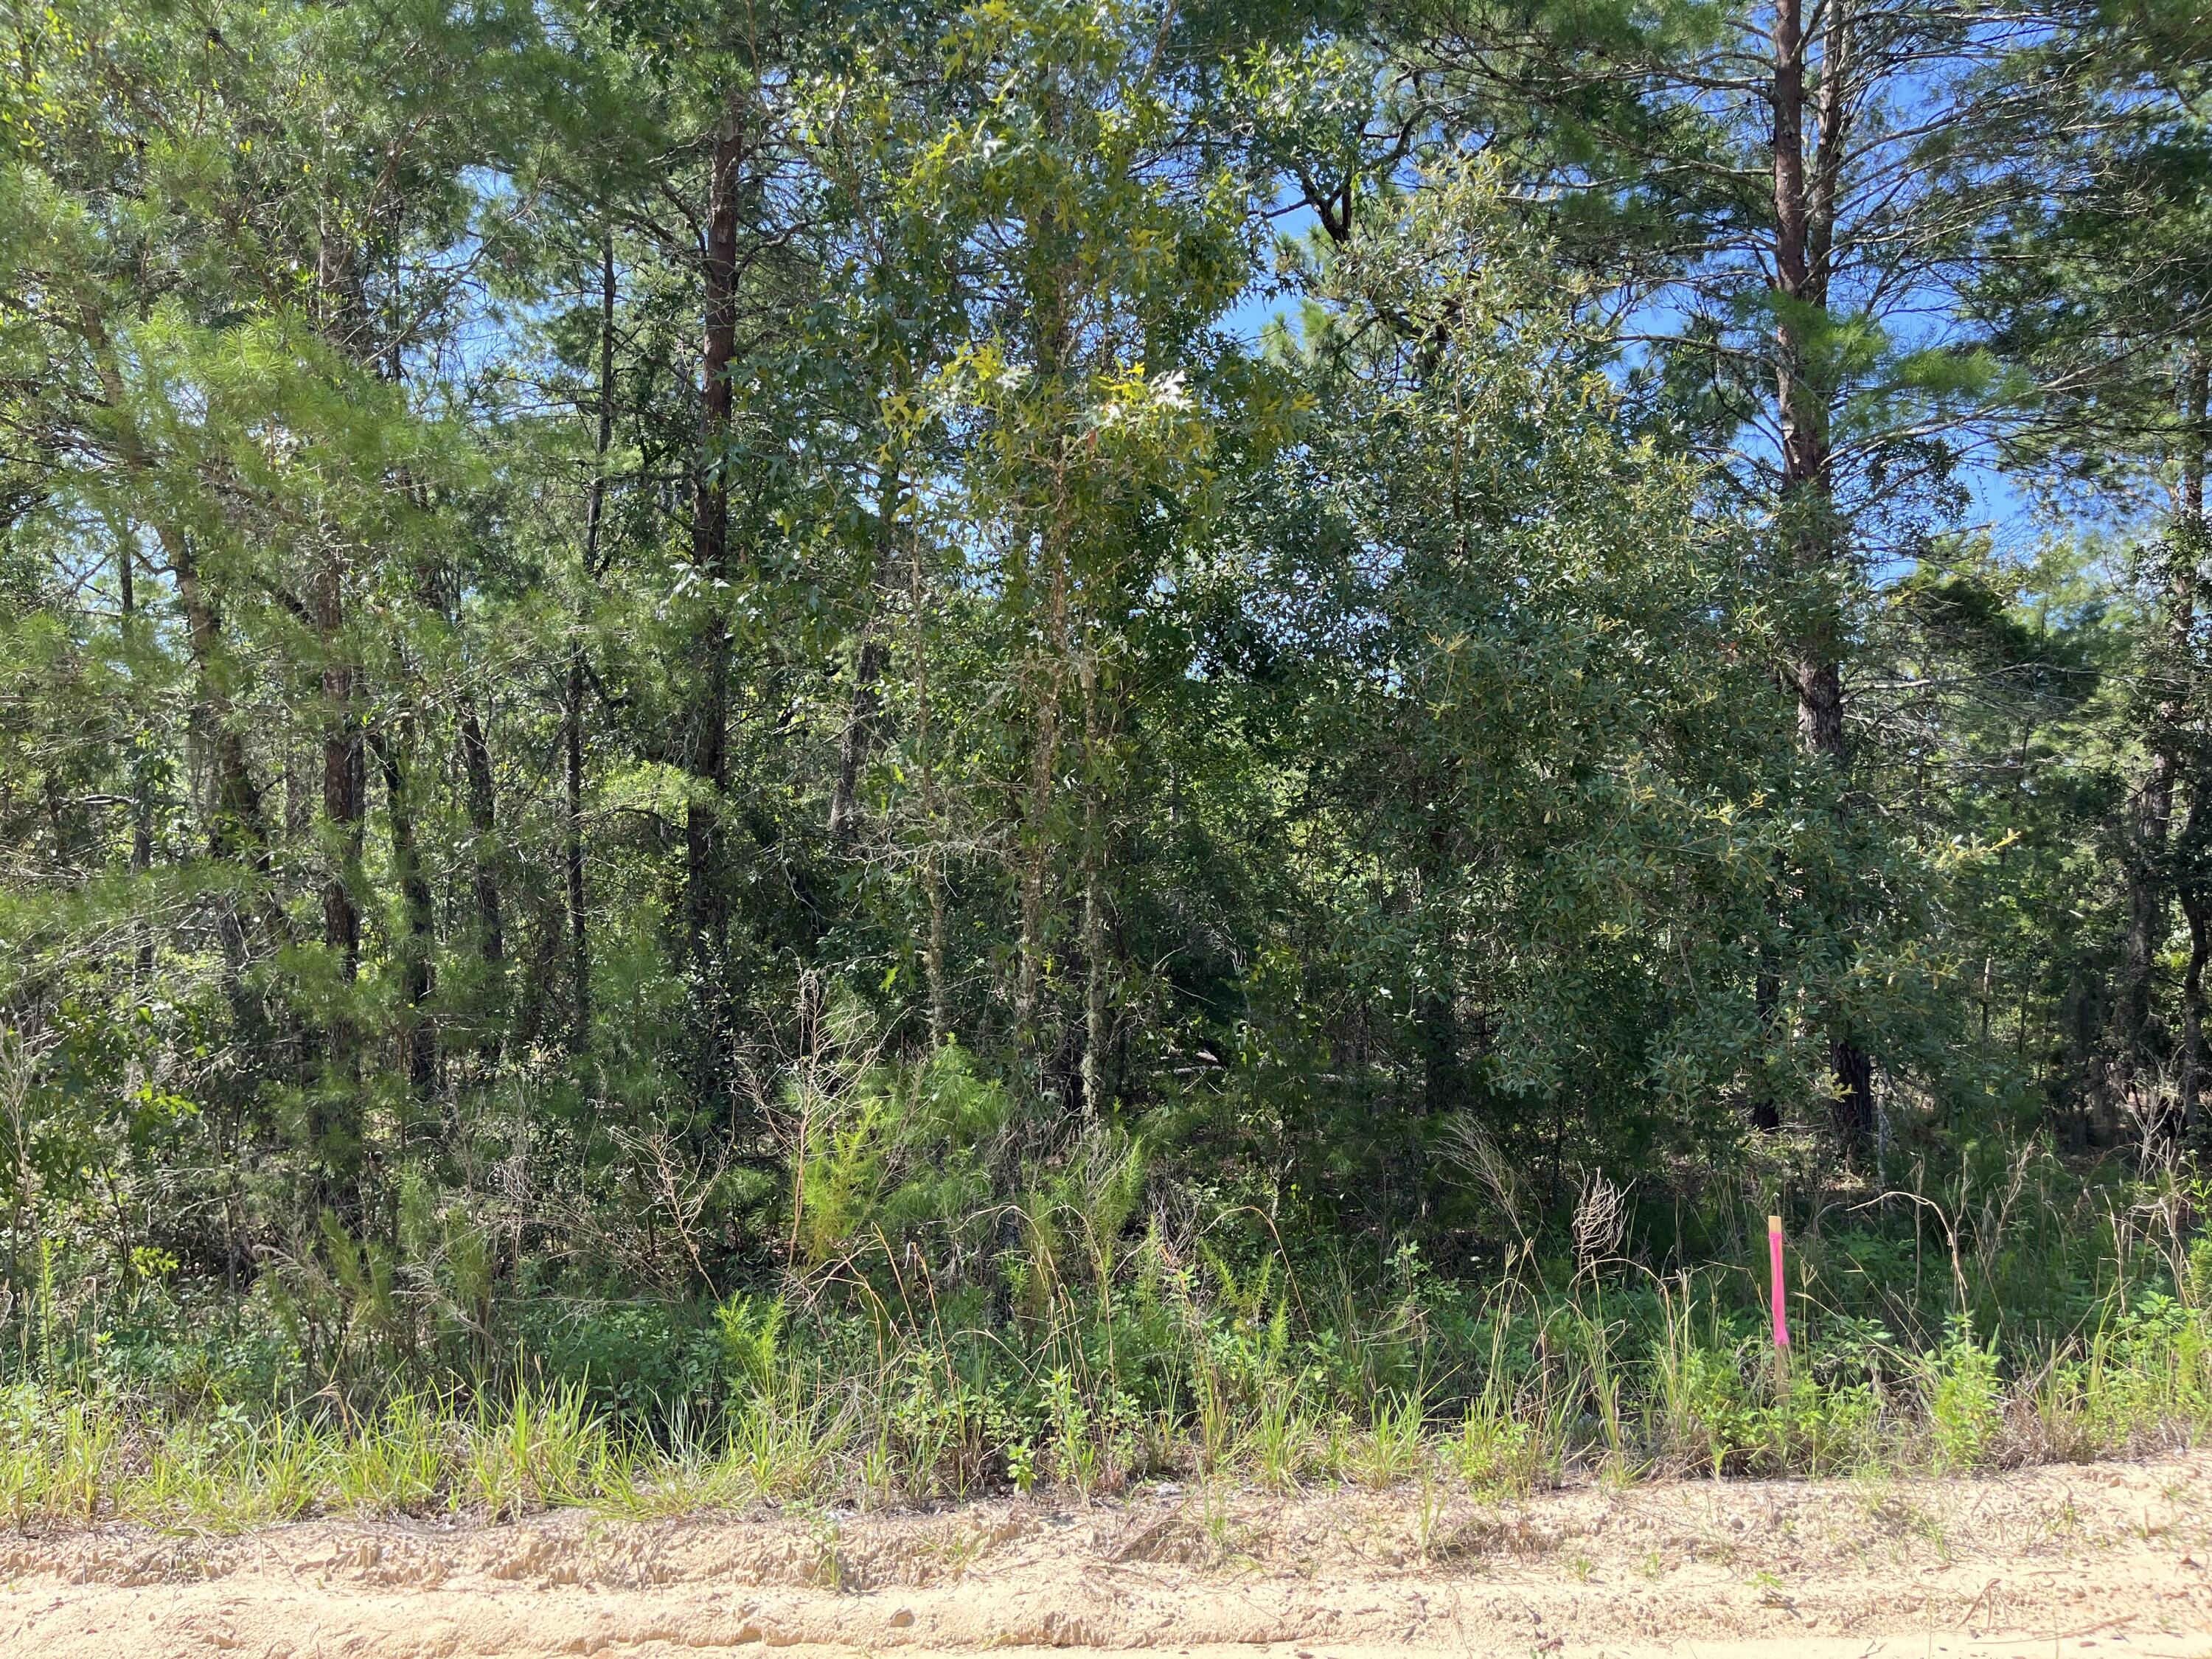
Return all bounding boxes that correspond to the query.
[568,236,615,1053]
[2146,348,2209,1144]
[907,516,949,1048]
[376,719,437,1130]
[308,213,370,1223]
[2177,795,2208,1143]
[1773,0,1872,1142]
[312,537,366,1222]
[1078,652,1110,1119]
[457,699,505,1060]
[2121,754,2180,1121]
[170,526,282,1087]
[686,105,745,1111]
[1016,539,1067,1066]
[119,535,156,978]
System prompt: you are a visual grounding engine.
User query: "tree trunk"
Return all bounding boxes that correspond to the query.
[307,211,370,1222]
[119,540,148,878]
[907,513,950,1047]
[1016,536,1068,1065]
[2177,789,2208,1144]
[119,533,156,977]
[927,849,950,1048]
[457,698,505,1060]
[685,105,745,1110]
[312,536,366,1222]
[375,717,437,1129]
[2120,647,2185,1136]
[166,543,270,864]
[169,527,282,1084]
[2144,347,2210,1144]
[1015,263,1079,1082]
[1773,0,1839,756]
[566,654,591,1047]
[1078,650,1112,1119]
[568,235,616,1053]
[1773,0,1872,1143]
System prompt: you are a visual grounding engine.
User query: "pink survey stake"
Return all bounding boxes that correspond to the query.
[1767,1215,1790,1348]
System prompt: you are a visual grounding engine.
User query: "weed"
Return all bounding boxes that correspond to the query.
[1413,1465,1450,1563]
[1357,1390,1428,1489]
[1926,1320,2004,1471]
[1451,1395,1551,1498]
[1248,1385,1318,1489]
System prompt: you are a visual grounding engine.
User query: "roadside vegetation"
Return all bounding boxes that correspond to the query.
[9,0,2212,1531]
[6,1062,2211,1527]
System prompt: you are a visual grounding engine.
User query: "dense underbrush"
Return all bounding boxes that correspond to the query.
[6,1051,2211,1528]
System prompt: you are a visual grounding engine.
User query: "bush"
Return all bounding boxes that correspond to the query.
[1924,1320,2003,1470]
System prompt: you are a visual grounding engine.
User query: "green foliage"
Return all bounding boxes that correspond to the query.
[714,1295,787,1397]
[4,1209,2212,1523]
[0,0,2209,1534]
[1924,1320,2005,1470]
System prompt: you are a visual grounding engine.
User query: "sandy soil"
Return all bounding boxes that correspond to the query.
[2,1455,2210,1658]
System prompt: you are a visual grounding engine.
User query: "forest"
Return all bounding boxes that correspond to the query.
[1,0,2211,1514]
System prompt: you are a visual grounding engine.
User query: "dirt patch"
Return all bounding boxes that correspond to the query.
[2,1455,2210,1656]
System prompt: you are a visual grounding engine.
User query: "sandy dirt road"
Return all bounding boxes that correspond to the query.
[2,1454,2208,1658]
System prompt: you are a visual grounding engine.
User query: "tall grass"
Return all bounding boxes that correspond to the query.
[0,1242,2207,1529]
